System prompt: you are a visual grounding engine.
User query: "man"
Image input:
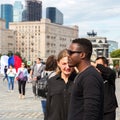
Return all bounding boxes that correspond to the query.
[67,38,104,120]
[95,57,118,120]
[30,58,45,98]
[3,66,8,81]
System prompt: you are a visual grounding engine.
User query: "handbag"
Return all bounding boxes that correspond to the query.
[16,71,27,81]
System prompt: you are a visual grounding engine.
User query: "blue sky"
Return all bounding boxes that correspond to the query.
[0,0,120,47]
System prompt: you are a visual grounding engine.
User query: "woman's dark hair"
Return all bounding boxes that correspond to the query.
[45,55,57,71]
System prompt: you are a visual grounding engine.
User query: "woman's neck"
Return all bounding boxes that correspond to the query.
[61,73,70,83]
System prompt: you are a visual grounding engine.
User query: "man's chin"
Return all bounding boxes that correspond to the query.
[68,64,75,67]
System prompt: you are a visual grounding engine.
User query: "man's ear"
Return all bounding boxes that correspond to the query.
[80,52,86,59]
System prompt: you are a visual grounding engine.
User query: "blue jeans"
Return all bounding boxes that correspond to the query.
[8,76,14,90]
[41,99,46,114]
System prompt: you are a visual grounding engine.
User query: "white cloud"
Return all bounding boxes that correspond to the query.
[0,0,120,47]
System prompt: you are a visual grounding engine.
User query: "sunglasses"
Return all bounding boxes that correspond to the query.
[66,49,82,55]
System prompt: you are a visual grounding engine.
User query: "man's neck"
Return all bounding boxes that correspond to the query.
[77,61,91,73]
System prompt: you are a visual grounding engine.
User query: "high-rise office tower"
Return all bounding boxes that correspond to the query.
[0,4,13,28]
[46,7,63,25]
[25,0,42,21]
[13,1,23,22]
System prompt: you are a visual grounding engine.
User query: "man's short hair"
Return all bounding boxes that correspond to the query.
[96,56,108,66]
[72,38,92,60]
[38,58,41,61]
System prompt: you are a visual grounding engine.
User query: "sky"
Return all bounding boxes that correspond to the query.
[0,0,120,47]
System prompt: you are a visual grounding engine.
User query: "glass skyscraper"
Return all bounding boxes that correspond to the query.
[13,1,23,22]
[46,7,63,25]
[24,0,42,21]
[0,4,13,28]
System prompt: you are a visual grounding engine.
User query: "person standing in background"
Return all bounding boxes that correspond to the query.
[67,38,104,120]
[7,65,16,92]
[95,56,118,120]
[41,55,57,116]
[3,65,8,81]
[30,58,45,99]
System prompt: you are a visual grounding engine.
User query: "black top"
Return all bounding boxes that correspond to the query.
[4,68,7,73]
[96,64,118,113]
[44,72,77,120]
[68,66,104,120]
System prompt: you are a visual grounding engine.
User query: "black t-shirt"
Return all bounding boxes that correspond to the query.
[68,66,104,120]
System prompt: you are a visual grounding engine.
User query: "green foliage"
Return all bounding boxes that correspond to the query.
[22,58,27,65]
[14,52,21,58]
[0,53,2,58]
[7,52,13,57]
[14,52,27,66]
[110,49,120,58]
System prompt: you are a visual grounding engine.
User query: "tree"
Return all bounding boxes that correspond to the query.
[0,53,2,58]
[110,49,120,58]
[7,52,13,57]
[14,52,22,58]
[110,49,120,67]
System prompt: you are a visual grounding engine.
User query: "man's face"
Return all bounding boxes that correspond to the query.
[67,43,82,68]
[96,59,104,65]
[36,58,40,64]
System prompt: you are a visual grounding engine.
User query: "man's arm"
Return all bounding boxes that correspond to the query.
[96,64,116,85]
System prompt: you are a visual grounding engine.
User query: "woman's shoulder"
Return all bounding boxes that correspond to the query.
[48,74,60,83]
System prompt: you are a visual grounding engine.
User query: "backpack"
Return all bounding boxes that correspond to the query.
[37,71,54,98]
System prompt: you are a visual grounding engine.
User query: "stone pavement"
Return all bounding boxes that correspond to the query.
[0,74,120,120]
[0,74,44,120]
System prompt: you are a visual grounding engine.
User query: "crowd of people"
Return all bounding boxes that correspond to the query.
[2,38,119,120]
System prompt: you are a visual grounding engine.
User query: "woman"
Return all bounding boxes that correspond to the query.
[43,55,57,78]
[7,65,16,92]
[16,62,28,99]
[44,49,77,120]
[40,55,57,115]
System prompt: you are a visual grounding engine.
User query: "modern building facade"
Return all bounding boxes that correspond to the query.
[46,7,63,25]
[107,40,118,53]
[0,19,15,55]
[24,0,42,21]
[0,4,13,28]
[13,1,23,22]
[9,19,78,62]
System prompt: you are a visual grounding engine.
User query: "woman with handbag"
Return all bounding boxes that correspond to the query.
[16,62,28,99]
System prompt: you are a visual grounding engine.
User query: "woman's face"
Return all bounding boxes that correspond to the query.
[9,65,13,69]
[57,56,73,76]
[21,63,25,68]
